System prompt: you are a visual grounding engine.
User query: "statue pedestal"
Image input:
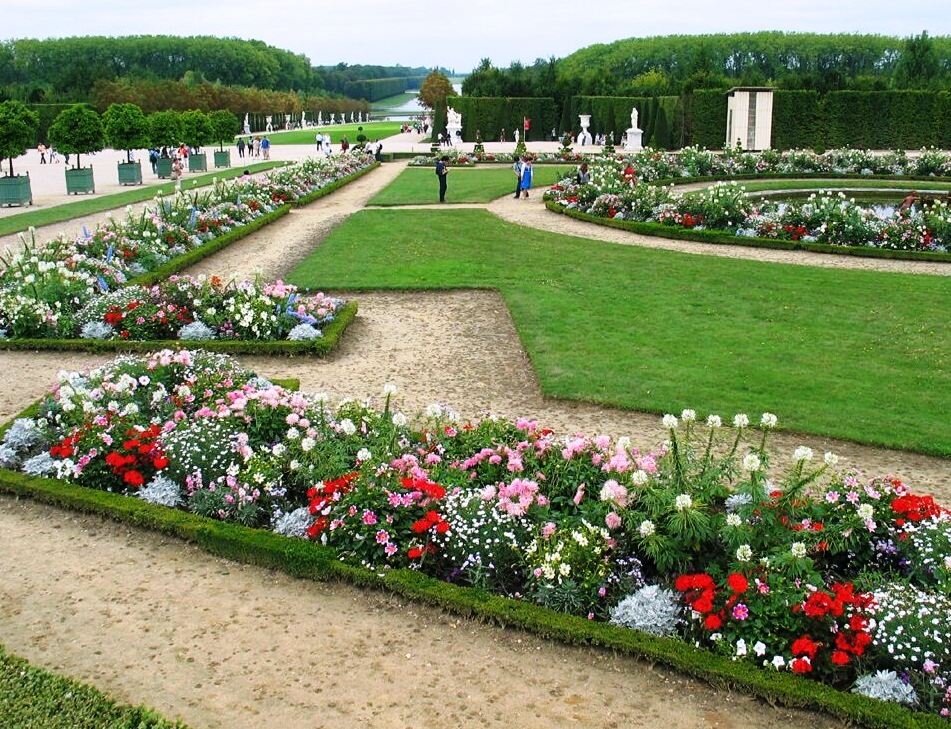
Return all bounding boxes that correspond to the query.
[446,123,462,143]
[624,127,643,151]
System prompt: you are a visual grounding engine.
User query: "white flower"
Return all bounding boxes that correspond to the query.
[356,448,371,462]
[725,513,742,527]
[383,382,398,397]
[733,413,750,428]
[339,418,357,436]
[392,412,408,427]
[680,409,696,422]
[770,655,786,670]
[736,544,753,562]
[300,437,315,452]
[753,641,766,657]
[760,412,777,428]
[793,446,814,462]
[706,414,722,428]
[662,413,678,429]
[742,453,762,472]
[675,494,693,511]
[630,469,649,487]
[639,520,656,538]
[824,452,839,466]
[791,541,807,558]
[735,639,747,657]
[857,503,874,521]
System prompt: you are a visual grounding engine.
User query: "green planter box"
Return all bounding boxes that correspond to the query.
[65,167,95,195]
[0,174,33,207]
[117,161,143,186]
[213,150,231,169]
[155,157,173,179]
[188,152,208,172]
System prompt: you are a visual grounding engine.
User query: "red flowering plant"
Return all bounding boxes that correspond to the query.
[311,465,451,571]
[676,568,875,683]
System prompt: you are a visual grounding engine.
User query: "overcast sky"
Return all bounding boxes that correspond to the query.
[4,0,950,73]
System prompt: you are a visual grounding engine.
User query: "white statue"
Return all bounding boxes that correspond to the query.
[446,106,461,127]
[318,111,323,125]
[243,113,251,135]
[330,113,336,124]
[265,115,273,132]
[514,129,520,144]
[301,111,307,127]
[630,106,640,130]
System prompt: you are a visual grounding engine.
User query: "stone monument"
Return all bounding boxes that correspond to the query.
[623,106,643,151]
[577,114,592,146]
[446,106,462,142]
[265,115,273,133]
[243,113,251,135]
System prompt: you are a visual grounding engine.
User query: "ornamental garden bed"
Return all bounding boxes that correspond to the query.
[543,146,951,258]
[0,349,949,727]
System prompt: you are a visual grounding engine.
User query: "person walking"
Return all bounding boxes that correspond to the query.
[261,136,270,160]
[519,156,533,199]
[236,137,246,159]
[435,155,449,203]
[512,155,523,199]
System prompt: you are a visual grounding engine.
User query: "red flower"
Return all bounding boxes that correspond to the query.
[790,657,812,674]
[692,593,715,614]
[791,635,820,659]
[831,650,850,666]
[703,613,722,630]
[407,546,423,559]
[123,469,144,487]
[726,573,748,594]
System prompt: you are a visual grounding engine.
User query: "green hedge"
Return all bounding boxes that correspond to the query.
[772,90,822,150]
[0,466,944,729]
[449,97,559,142]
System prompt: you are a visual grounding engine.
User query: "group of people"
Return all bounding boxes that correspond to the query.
[36,143,61,163]
[512,155,534,199]
[236,136,270,159]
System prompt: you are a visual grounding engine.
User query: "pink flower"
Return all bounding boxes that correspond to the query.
[573,483,586,505]
[605,512,622,530]
[375,530,389,545]
[541,522,557,538]
[732,604,750,620]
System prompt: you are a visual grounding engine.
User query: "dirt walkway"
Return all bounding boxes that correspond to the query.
[0,159,947,728]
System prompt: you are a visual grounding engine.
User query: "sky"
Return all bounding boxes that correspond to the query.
[4,0,951,73]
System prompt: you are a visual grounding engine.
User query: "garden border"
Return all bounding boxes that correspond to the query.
[0,452,941,729]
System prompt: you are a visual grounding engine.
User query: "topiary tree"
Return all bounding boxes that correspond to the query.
[0,100,40,176]
[179,109,214,152]
[102,103,150,162]
[47,104,105,169]
[208,110,239,152]
[147,110,184,154]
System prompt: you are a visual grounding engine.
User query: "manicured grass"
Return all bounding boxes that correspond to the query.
[0,161,286,237]
[264,122,404,146]
[288,208,951,457]
[372,92,419,108]
[368,165,575,205]
[0,644,188,728]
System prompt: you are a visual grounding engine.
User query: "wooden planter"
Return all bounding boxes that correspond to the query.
[155,157,173,178]
[188,152,208,173]
[65,167,95,195]
[213,150,231,169]
[117,161,143,186]
[0,174,33,207]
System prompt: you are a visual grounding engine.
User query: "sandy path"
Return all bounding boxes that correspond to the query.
[0,158,948,728]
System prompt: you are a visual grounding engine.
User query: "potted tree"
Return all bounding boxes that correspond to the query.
[148,110,183,178]
[209,109,239,168]
[0,100,39,206]
[47,104,104,194]
[180,109,213,172]
[103,102,150,185]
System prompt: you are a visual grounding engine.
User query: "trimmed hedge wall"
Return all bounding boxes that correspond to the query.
[448,96,559,142]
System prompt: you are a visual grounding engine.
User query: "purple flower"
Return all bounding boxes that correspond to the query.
[732,603,750,620]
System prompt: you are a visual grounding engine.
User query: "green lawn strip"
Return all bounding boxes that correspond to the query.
[547,202,951,264]
[368,165,574,205]
[0,643,188,729]
[0,161,287,237]
[288,208,951,457]
[264,122,404,146]
[0,470,939,729]
[372,92,419,108]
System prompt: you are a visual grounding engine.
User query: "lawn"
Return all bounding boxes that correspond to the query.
[288,208,951,457]
[264,122,405,145]
[368,165,575,205]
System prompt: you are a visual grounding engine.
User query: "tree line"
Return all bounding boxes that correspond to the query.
[463,31,951,106]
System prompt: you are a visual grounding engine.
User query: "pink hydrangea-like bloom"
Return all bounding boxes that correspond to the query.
[541,522,557,538]
[605,512,622,530]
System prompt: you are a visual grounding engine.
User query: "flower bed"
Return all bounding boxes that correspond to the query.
[0,153,375,348]
[544,147,951,256]
[3,349,951,723]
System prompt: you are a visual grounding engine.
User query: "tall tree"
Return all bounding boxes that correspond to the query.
[895,31,942,88]
[417,70,456,110]
[47,104,104,168]
[0,100,39,176]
